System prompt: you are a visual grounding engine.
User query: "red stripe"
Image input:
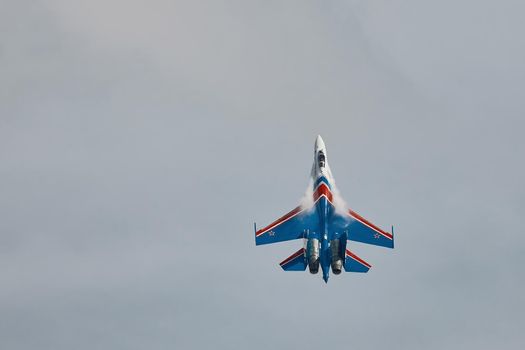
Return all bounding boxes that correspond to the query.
[348,209,393,240]
[313,183,333,203]
[345,249,371,268]
[279,248,306,266]
[256,206,303,236]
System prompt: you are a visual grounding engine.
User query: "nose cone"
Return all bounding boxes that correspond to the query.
[323,272,329,283]
[315,135,325,151]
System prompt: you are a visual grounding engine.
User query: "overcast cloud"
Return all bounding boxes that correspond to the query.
[1,1,524,349]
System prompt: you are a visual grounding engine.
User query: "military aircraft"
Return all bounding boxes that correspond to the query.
[255,135,394,283]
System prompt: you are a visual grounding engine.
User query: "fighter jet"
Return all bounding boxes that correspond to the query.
[255,135,394,283]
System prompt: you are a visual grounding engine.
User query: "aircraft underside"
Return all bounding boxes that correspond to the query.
[255,136,393,283]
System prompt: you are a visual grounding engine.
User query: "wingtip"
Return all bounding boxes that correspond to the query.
[391,225,395,249]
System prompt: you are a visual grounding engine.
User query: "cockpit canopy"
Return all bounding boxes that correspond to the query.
[318,151,326,168]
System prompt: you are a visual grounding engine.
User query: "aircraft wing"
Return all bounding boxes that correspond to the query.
[345,209,394,248]
[255,206,318,245]
[329,209,394,248]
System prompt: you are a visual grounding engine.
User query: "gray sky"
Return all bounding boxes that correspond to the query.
[1,1,524,349]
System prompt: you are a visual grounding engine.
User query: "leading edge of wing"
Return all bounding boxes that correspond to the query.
[255,205,316,245]
[256,205,304,237]
[346,209,394,248]
[348,209,393,239]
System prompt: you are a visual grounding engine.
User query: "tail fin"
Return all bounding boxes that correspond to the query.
[344,249,371,273]
[279,248,307,271]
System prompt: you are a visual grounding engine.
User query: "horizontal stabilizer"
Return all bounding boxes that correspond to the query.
[344,249,371,273]
[280,248,307,271]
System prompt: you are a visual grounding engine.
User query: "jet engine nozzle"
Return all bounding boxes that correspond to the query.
[330,239,343,274]
[307,238,320,274]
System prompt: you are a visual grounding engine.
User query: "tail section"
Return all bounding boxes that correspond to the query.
[280,248,307,271]
[344,249,371,273]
